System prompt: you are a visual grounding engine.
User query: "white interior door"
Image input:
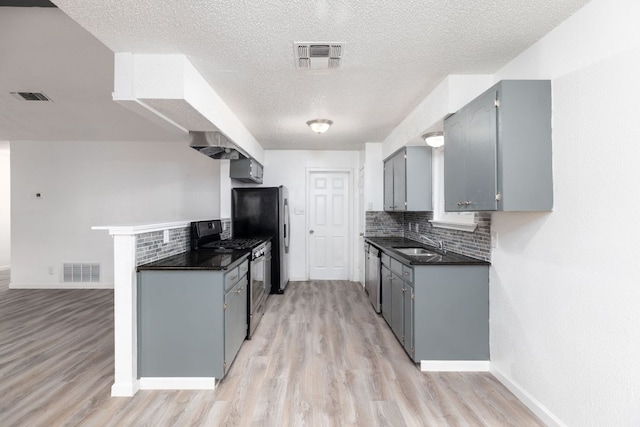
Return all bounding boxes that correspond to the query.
[308,171,350,280]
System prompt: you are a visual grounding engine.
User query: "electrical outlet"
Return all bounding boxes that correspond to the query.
[415,223,419,233]
[48,266,54,275]
[34,192,45,199]
[408,222,412,230]
[163,230,170,244]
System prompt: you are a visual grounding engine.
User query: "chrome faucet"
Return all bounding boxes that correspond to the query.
[419,234,446,254]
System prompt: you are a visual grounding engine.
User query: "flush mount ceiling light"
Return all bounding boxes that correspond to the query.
[307,119,333,134]
[423,131,444,148]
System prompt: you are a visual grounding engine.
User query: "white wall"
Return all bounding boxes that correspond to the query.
[363,143,384,211]
[10,140,221,288]
[0,141,10,270]
[263,150,360,281]
[489,0,640,426]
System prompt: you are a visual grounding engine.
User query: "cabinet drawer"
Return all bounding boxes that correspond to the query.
[381,253,391,267]
[224,266,240,291]
[390,258,405,276]
[238,260,249,279]
[402,265,413,283]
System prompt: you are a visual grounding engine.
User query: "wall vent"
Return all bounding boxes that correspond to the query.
[11,91,52,102]
[63,263,101,283]
[294,42,344,69]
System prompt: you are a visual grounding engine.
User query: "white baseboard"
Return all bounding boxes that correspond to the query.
[111,380,140,397]
[139,377,217,390]
[490,365,566,427]
[9,282,114,290]
[420,360,490,372]
[0,265,9,272]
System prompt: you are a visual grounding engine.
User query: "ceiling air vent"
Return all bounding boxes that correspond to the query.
[11,91,52,102]
[294,42,344,70]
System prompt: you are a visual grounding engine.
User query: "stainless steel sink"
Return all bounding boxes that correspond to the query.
[393,247,437,256]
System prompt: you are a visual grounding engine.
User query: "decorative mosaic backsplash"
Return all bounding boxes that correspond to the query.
[136,227,190,266]
[136,218,232,266]
[366,211,492,261]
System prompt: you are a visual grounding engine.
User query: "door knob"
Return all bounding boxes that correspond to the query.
[309,230,314,234]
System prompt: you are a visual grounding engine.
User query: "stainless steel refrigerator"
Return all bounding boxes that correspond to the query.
[231,186,290,294]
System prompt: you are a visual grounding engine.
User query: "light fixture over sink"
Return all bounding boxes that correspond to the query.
[307,119,333,134]
[423,131,444,148]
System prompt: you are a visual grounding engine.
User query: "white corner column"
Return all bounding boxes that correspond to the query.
[109,233,139,397]
[93,220,192,397]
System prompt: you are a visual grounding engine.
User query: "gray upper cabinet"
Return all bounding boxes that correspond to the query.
[444,80,552,212]
[384,146,432,212]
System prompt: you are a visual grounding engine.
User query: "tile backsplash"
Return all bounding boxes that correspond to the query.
[366,211,491,261]
[136,218,232,266]
[136,227,190,265]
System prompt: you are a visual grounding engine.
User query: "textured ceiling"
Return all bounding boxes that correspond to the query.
[3,1,590,149]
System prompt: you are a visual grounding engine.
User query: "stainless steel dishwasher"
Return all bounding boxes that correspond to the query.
[364,243,381,313]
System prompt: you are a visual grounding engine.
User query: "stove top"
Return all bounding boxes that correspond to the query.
[201,238,265,250]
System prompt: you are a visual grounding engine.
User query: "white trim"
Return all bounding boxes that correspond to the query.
[138,377,217,390]
[0,265,10,272]
[420,360,490,371]
[9,282,113,290]
[111,380,140,397]
[491,365,567,427]
[92,220,193,236]
[429,220,478,232]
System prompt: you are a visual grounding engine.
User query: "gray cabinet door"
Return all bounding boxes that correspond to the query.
[381,265,392,324]
[403,282,414,358]
[465,89,498,210]
[444,112,466,212]
[444,89,498,211]
[392,150,406,211]
[390,271,404,340]
[383,158,394,211]
[224,278,247,374]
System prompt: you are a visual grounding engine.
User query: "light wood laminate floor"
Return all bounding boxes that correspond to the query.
[0,270,543,426]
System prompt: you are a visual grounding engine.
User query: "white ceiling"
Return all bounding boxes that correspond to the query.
[2,1,590,149]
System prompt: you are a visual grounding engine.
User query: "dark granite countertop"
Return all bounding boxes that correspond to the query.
[137,249,250,271]
[365,237,490,266]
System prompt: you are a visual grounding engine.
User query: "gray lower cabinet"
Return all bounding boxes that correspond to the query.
[137,259,249,379]
[444,79,552,212]
[380,251,489,362]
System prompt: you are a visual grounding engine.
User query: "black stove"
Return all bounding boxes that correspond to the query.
[201,238,265,251]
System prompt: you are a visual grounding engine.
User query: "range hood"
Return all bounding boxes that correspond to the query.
[189,131,248,160]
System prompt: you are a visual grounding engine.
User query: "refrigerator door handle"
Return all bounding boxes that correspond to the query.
[284,199,290,253]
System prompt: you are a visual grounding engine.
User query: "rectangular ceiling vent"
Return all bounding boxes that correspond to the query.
[294,42,344,70]
[63,263,101,283]
[11,91,52,102]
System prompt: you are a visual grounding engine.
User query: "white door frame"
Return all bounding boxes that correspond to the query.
[305,168,354,281]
